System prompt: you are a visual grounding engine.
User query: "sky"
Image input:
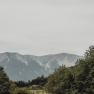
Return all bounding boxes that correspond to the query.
[0,0,94,56]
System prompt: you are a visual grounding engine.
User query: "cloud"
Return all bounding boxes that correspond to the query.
[0,0,94,55]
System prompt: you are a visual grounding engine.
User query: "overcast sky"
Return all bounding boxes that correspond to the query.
[0,0,94,56]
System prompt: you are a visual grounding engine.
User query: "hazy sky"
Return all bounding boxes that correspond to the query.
[0,0,94,56]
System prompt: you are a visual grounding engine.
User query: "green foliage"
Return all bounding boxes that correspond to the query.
[46,46,94,94]
[15,81,29,87]
[30,75,47,86]
[15,75,47,88]
[0,67,10,94]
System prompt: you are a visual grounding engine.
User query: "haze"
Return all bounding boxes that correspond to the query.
[0,0,94,56]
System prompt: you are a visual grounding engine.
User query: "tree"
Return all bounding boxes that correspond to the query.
[0,67,10,94]
[46,46,94,94]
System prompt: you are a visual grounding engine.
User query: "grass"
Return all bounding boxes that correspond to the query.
[12,87,51,94]
[28,90,50,94]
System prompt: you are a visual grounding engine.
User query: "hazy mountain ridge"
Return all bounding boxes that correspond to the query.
[0,52,81,81]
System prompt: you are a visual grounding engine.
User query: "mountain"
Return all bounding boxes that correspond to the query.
[0,52,81,81]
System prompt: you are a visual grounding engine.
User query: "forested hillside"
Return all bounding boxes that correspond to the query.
[46,46,94,94]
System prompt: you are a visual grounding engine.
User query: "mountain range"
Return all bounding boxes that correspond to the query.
[0,52,81,81]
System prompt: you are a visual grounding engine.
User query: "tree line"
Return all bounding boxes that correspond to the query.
[14,75,47,87]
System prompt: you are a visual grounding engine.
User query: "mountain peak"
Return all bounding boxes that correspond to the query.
[0,52,81,81]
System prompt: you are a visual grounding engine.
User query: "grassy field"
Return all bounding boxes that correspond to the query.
[28,90,50,94]
[13,87,51,94]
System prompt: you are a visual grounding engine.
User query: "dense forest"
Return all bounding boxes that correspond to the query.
[0,46,94,94]
[46,46,94,94]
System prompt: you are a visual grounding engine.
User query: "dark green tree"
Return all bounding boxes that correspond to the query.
[0,67,10,94]
[46,46,94,94]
